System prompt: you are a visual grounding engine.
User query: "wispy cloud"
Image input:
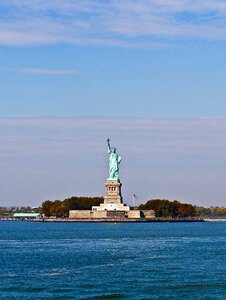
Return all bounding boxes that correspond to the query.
[1,116,226,155]
[5,67,80,75]
[1,116,226,206]
[0,0,226,47]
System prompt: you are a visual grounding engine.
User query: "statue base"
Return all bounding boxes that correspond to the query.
[92,179,130,211]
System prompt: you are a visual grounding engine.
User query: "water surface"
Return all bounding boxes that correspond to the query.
[0,221,225,299]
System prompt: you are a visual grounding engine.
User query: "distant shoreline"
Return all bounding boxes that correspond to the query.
[0,218,205,223]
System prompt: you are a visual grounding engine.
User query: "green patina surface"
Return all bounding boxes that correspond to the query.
[107,139,121,180]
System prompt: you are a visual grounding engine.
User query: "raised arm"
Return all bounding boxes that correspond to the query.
[107,138,111,151]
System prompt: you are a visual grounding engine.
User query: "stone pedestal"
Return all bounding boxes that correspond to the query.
[104,179,122,205]
[92,179,130,211]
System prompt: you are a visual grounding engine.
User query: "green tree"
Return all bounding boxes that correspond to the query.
[62,196,104,212]
[195,206,226,217]
[50,200,65,217]
[138,199,196,218]
[41,200,53,217]
[0,207,8,216]
[41,196,104,217]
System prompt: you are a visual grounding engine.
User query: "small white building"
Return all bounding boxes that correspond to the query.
[13,212,42,219]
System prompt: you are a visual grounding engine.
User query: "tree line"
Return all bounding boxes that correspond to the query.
[42,198,197,218]
[0,206,40,217]
[1,198,226,219]
[41,196,104,217]
[138,199,196,218]
[195,206,226,217]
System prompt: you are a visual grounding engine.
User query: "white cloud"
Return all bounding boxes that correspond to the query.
[0,0,226,47]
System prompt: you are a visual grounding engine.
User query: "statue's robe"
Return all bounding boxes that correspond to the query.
[108,148,121,179]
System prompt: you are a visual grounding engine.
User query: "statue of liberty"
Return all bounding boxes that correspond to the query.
[107,139,121,180]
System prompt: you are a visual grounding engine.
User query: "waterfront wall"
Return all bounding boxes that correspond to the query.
[128,211,141,219]
[69,209,155,219]
[69,210,92,219]
[141,210,156,219]
[69,210,107,219]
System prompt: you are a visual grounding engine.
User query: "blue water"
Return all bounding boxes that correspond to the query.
[0,222,225,299]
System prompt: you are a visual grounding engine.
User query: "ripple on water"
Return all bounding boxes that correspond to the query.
[0,222,225,299]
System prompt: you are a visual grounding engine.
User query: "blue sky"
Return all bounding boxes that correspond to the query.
[1,42,226,117]
[0,1,226,206]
